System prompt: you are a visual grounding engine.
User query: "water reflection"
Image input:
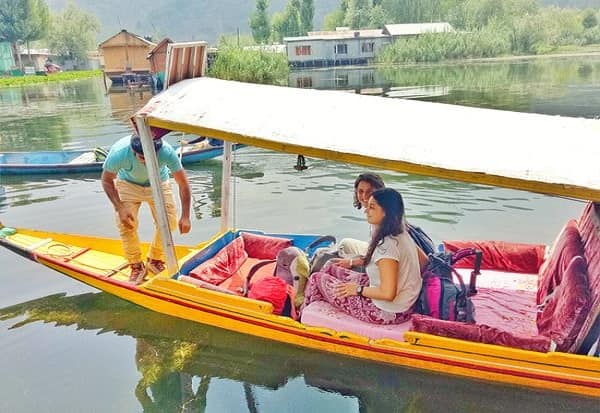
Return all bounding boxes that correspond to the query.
[0,78,136,152]
[107,89,155,124]
[1,292,597,413]
[289,66,451,99]
[289,56,600,118]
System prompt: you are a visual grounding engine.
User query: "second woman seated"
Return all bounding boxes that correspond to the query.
[302,188,422,324]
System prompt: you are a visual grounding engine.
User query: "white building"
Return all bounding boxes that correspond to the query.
[284,28,389,68]
[284,23,453,68]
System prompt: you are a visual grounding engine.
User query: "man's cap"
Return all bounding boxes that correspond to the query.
[130,134,163,155]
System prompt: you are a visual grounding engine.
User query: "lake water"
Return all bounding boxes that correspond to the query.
[1,56,599,412]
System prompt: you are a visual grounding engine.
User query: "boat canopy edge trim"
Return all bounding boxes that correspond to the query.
[146,117,600,202]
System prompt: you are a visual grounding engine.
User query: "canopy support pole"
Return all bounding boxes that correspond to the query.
[134,114,179,278]
[220,141,233,233]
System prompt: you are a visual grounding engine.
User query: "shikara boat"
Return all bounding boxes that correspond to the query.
[0,142,233,175]
[1,72,600,397]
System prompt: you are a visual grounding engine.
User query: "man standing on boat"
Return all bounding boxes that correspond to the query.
[101,134,192,284]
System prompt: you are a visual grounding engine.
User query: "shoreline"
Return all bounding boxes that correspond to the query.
[368,47,600,69]
[0,70,102,89]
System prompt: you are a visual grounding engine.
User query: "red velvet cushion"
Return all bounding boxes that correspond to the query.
[574,202,600,352]
[410,314,551,353]
[241,232,292,260]
[189,236,248,284]
[443,240,545,273]
[537,256,591,352]
[537,220,585,305]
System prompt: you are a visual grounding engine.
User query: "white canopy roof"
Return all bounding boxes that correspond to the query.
[136,77,600,201]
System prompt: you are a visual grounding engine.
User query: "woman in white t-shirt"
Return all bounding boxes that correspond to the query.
[302,188,422,324]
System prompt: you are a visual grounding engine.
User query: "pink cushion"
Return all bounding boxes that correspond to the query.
[537,220,584,305]
[241,232,292,259]
[189,236,248,284]
[300,301,411,341]
[537,256,591,352]
[410,314,551,353]
[443,240,545,274]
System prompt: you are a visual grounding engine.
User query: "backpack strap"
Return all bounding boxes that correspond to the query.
[450,248,483,296]
[304,235,337,255]
[243,259,276,296]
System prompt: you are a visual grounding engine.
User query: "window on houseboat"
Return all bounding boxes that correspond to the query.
[361,71,375,86]
[335,74,349,87]
[334,44,348,54]
[296,76,313,88]
[295,45,311,56]
[361,42,375,53]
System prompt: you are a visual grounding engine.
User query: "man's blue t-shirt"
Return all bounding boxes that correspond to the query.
[103,136,183,186]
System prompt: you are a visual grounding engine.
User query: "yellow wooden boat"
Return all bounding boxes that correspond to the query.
[1,45,599,397]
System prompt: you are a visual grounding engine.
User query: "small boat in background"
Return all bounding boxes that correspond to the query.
[0,142,235,175]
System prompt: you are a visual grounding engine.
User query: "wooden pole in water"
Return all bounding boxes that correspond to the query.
[220,141,233,233]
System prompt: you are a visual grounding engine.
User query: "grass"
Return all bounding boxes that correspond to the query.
[0,70,102,88]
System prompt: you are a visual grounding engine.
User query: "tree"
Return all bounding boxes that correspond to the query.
[271,0,302,41]
[0,0,49,70]
[582,9,598,29]
[323,0,349,30]
[249,0,271,44]
[300,0,315,34]
[344,0,373,29]
[47,1,100,65]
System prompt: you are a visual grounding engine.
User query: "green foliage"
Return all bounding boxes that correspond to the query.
[376,29,511,64]
[582,9,598,28]
[323,9,346,30]
[47,1,100,63]
[271,1,303,41]
[250,0,271,44]
[344,0,373,29]
[583,25,600,44]
[0,0,49,43]
[0,69,101,88]
[300,0,315,33]
[372,0,600,64]
[209,38,289,85]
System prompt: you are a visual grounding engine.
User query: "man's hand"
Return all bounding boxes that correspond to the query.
[117,206,135,229]
[178,216,191,234]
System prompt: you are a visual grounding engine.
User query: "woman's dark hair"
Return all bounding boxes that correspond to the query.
[130,134,163,155]
[364,188,405,265]
[353,173,385,209]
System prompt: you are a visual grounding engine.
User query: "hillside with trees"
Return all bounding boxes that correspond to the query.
[45,0,339,44]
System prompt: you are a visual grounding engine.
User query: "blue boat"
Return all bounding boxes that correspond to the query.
[0,142,237,175]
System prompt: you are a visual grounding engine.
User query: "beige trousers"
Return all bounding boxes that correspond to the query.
[115,179,178,264]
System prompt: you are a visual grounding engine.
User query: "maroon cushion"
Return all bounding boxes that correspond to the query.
[189,236,248,284]
[410,314,551,353]
[443,240,545,273]
[537,256,591,352]
[241,232,292,260]
[537,220,584,305]
[574,202,600,352]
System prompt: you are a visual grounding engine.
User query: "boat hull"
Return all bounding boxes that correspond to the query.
[0,145,237,175]
[1,228,598,398]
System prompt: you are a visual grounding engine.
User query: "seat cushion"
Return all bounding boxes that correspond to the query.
[443,240,546,274]
[189,236,248,284]
[410,314,551,353]
[537,220,585,305]
[300,301,411,341]
[574,202,600,353]
[241,232,292,259]
[537,255,591,352]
